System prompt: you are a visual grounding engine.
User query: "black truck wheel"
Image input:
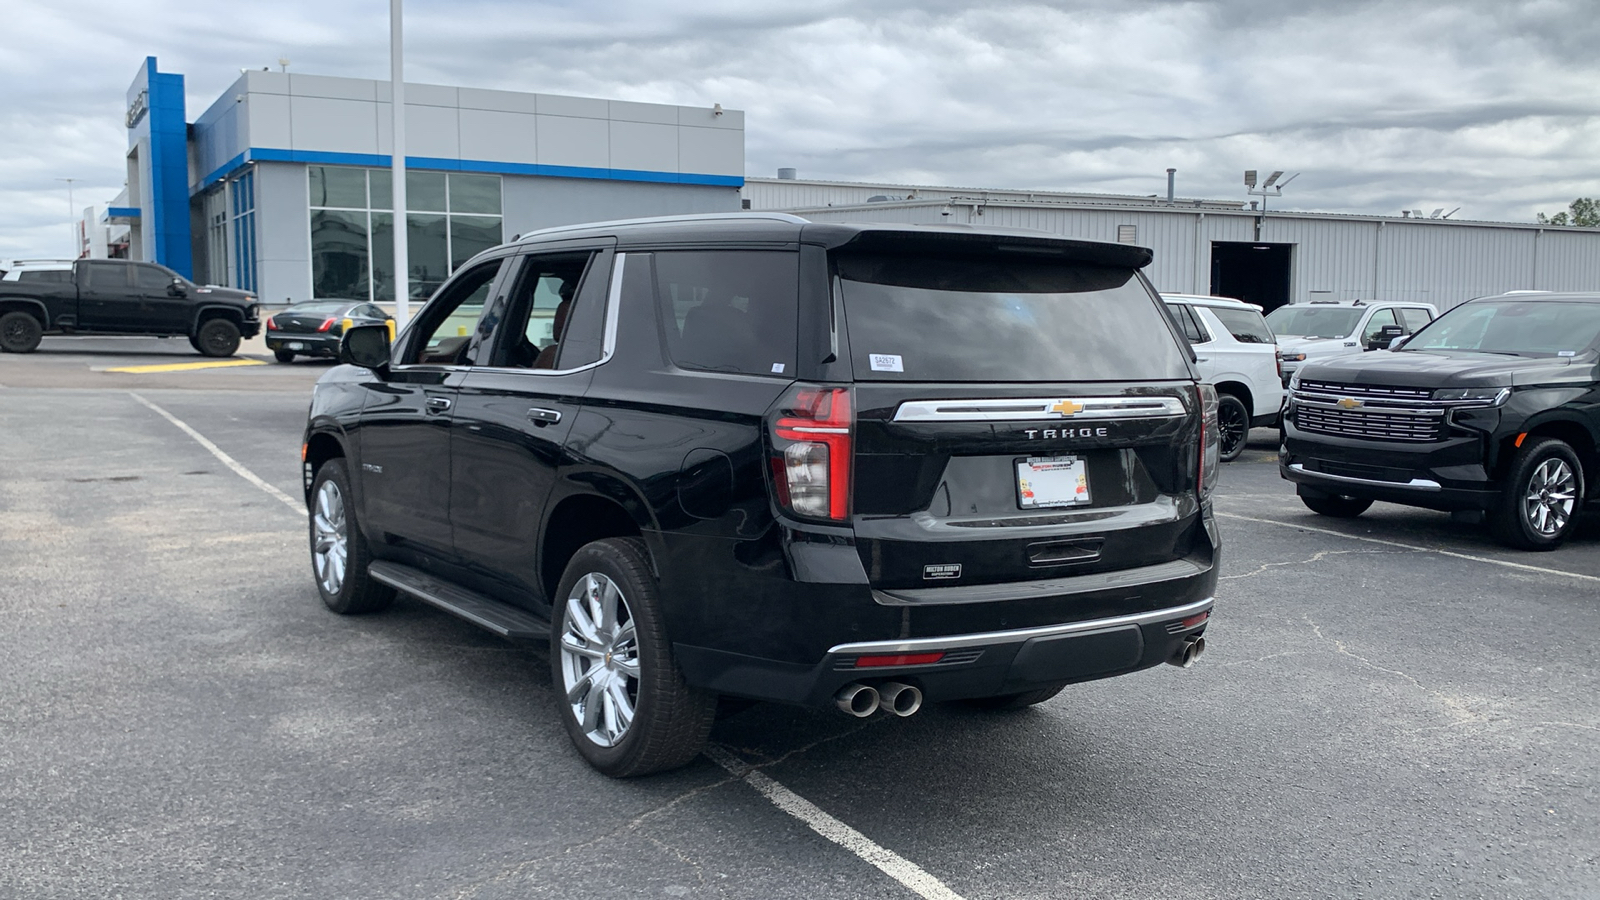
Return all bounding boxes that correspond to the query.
[552,537,716,777]
[1490,437,1583,550]
[194,318,241,357]
[1216,393,1251,462]
[0,311,43,353]
[309,458,395,614]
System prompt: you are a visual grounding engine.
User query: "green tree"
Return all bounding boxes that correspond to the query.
[1537,197,1600,226]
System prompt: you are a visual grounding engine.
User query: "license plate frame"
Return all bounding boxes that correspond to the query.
[1016,455,1091,509]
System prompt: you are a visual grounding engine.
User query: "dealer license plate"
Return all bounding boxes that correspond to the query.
[287,342,304,350]
[1016,456,1091,509]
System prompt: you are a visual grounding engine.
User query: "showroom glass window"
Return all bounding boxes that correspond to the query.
[308,166,502,303]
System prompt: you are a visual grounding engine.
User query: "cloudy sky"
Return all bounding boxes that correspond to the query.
[3,0,1598,260]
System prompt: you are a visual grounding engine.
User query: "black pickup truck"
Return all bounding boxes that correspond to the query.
[1282,291,1600,549]
[0,259,259,357]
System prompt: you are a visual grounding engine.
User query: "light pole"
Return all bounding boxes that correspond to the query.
[56,177,77,257]
[390,0,410,327]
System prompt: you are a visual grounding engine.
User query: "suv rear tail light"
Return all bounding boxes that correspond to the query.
[1197,383,1220,499]
[768,385,853,521]
[1274,347,1283,380]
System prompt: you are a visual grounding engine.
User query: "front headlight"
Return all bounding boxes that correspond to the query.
[1280,351,1307,362]
[1433,386,1511,406]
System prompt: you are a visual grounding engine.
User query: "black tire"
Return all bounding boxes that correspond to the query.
[309,458,395,614]
[194,318,241,357]
[963,683,1066,711]
[1299,490,1373,518]
[1489,437,1584,551]
[274,349,296,363]
[0,311,43,353]
[1217,393,1250,462]
[551,537,716,777]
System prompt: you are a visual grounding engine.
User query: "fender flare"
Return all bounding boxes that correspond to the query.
[0,297,52,330]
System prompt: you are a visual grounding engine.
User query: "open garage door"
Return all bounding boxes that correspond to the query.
[1210,242,1292,312]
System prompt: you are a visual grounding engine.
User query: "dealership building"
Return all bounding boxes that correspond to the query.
[89,56,1598,312]
[102,57,743,305]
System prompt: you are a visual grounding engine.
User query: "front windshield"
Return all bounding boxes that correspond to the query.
[1265,306,1362,339]
[1401,300,1600,357]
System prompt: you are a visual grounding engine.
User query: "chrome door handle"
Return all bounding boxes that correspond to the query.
[426,396,453,411]
[527,407,562,424]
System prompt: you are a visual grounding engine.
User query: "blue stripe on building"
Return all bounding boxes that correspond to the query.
[142,57,193,279]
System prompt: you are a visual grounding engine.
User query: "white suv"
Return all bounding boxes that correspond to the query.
[0,259,75,283]
[1163,294,1284,461]
[1267,300,1437,386]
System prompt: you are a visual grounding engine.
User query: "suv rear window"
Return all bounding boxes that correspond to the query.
[836,254,1189,382]
[1209,307,1274,343]
[654,250,798,377]
[17,269,71,283]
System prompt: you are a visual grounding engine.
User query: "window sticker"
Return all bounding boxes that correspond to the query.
[869,353,904,372]
[771,362,786,373]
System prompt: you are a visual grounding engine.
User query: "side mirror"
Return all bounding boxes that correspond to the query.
[168,278,187,297]
[340,324,392,374]
[1387,334,1409,350]
[1366,324,1406,351]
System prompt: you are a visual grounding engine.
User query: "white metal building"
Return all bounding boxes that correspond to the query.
[745,176,1600,312]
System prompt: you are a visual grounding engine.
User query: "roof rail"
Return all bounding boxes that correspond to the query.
[515,212,810,244]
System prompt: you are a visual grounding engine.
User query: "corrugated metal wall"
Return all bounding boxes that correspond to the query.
[795,202,1600,310]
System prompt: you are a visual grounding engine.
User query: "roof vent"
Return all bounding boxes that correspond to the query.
[777,168,797,180]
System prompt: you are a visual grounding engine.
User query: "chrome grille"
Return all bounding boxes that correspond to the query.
[1295,406,1442,442]
[1297,380,1432,402]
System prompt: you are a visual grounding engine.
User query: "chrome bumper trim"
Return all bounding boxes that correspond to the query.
[1287,463,1441,491]
[827,597,1214,656]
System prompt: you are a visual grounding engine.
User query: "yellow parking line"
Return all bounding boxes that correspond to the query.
[105,359,268,374]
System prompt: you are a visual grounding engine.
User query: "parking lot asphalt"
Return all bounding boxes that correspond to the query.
[3,337,1598,899]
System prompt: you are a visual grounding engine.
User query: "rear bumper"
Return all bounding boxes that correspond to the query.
[674,595,1214,707]
[266,333,340,355]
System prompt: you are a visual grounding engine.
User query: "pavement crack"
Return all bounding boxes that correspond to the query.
[1304,615,1489,728]
[1220,548,1417,580]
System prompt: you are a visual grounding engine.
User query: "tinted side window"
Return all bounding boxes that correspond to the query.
[489,251,596,370]
[1183,306,1212,343]
[1210,307,1274,343]
[1399,308,1433,332]
[136,265,174,291]
[405,259,503,365]
[653,250,798,377]
[84,262,135,291]
[18,270,71,283]
[1361,308,1398,342]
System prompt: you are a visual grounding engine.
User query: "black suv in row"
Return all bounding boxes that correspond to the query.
[1282,291,1600,549]
[303,214,1221,776]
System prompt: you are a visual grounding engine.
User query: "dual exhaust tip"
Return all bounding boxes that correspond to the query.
[1167,635,1206,668]
[835,681,922,718]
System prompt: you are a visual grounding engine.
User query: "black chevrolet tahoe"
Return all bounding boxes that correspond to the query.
[1282,291,1600,550]
[301,214,1221,776]
[0,259,259,356]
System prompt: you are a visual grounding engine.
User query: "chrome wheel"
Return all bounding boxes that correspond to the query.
[312,479,348,595]
[1522,457,1577,536]
[559,572,639,748]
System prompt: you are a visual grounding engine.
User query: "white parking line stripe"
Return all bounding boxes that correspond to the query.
[704,746,966,900]
[129,392,303,514]
[1217,511,1600,584]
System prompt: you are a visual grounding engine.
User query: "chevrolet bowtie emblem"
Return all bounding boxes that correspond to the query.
[1337,397,1363,410]
[1050,400,1085,417]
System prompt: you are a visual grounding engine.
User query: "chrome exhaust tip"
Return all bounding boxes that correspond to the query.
[1167,636,1205,668]
[835,683,880,717]
[876,681,923,717]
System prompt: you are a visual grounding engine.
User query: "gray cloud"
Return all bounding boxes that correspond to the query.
[3,0,1598,259]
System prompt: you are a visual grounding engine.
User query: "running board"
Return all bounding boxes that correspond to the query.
[367,561,549,641]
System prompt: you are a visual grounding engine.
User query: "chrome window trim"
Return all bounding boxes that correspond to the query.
[1288,463,1441,491]
[444,252,625,379]
[893,396,1187,423]
[828,597,1213,656]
